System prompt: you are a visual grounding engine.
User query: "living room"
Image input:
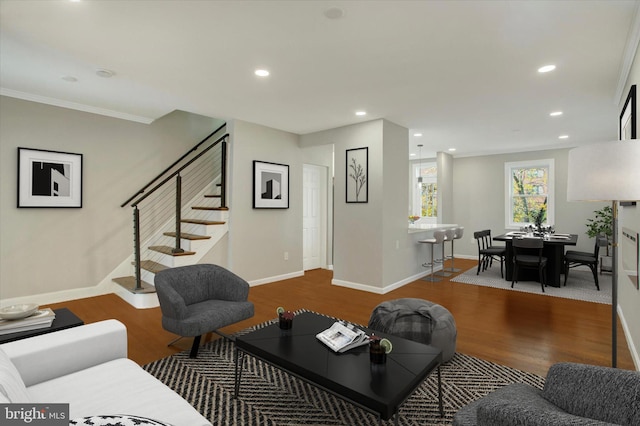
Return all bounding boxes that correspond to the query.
[1,1,639,424]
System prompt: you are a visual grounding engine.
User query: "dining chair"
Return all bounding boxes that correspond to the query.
[473,229,505,277]
[563,235,607,290]
[512,237,547,292]
[419,230,447,282]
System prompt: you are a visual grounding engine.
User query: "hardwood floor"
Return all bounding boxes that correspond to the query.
[44,258,635,377]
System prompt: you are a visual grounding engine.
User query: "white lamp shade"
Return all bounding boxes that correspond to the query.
[567,140,640,201]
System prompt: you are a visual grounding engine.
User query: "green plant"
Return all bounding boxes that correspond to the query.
[534,198,547,228]
[586,205,613,255]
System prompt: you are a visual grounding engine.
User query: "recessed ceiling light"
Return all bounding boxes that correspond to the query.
[558,135,569,139]
[410,153,417,157]
[255,69,270,77]
[448,148,456,152]
[550,111,563,116]
[413,133,423,137]
[355,111,367,116]
[538,65,556,73]
[324,7,344,19]
[61,75,78,82]
[95,68,115,78]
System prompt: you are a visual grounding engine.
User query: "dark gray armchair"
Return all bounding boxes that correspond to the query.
[155,264,254,358]
[453,362,640,426]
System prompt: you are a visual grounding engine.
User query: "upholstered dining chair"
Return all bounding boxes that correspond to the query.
[564,235,608,290]
[473,229,506,277]
[512,237,547,292]
[155,264,255,358]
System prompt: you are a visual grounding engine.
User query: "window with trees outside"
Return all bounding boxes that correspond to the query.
[412,162,437,223]
[504,159,554,228]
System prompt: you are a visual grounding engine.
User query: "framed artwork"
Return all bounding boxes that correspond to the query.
[346,147,368,203]
[620,85,637,206]
[17,147,83,208]
[620,84,636,141]
[253,160,289,209]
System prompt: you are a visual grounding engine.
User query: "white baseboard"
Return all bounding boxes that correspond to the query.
[618,306,640,371]
[249,270,305,287]
[332,266,440,294]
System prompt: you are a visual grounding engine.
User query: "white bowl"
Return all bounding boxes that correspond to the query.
[0,303,39,320]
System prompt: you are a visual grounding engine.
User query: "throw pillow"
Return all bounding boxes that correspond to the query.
[69,415,174,426]
[0,347,31,403]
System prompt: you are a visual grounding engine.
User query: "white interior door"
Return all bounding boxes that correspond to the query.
[303,164,327,270]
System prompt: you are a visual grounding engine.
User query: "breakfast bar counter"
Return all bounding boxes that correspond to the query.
[408,223,459,234]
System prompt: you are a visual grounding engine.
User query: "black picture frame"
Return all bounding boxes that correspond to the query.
[620,84,636,140]
[620,85,636,207]
[346,147,368,203]
[253,160,289,209]
[17,147,83,208]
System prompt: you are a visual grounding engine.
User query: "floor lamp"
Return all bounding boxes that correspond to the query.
[567,139,640,368]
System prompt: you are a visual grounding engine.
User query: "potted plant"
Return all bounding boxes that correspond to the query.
[585,205,613,271]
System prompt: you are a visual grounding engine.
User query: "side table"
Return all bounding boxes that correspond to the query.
[0,308,84,344]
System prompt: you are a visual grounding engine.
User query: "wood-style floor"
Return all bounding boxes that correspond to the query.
[44,259,635,377]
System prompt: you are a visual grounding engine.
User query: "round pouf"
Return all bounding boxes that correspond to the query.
[368,298,457,362]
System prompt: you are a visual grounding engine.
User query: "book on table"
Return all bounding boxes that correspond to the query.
[316,321,370,353]
[0,308,56,335]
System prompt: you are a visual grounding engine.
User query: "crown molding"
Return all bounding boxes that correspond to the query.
[615,1,640,105]
[0,88,155,124]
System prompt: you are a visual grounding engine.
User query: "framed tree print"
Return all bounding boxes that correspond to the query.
[17,147,83,208]
[620,85,636,206]
[620,84,636,140]
[253,160,289,209]
[346,147,368,203]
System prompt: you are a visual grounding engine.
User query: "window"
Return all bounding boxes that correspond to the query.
[505,159,554,228]
[412,162,437,222]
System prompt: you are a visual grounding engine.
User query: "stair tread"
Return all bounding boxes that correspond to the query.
[163,231,211,240]
[113,276,156,294]
[138,260,168,274]
[192,206,229,211]
[149,245,196,256]
[181,219,226,225]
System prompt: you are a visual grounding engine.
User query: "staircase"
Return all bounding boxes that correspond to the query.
[113,125,229,307]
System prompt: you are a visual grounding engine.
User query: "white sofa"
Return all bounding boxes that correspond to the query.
[0,319,211,426]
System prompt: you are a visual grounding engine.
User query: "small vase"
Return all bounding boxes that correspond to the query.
[369,338,386,364]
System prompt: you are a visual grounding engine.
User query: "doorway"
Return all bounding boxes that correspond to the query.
[303,164,328,270]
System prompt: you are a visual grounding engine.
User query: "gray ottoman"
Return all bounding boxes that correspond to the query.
[368,298,457,362]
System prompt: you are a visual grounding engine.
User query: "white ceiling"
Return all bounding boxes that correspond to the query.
[1,0,639,159]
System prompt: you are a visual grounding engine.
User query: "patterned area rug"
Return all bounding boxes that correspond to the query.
[450,265,611,304]
[143,317,544,425]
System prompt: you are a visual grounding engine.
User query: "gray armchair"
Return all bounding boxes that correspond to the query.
[155,264,254,358]
[453,362,640,426]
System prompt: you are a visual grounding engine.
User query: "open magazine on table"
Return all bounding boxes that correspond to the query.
[316,321,370,353]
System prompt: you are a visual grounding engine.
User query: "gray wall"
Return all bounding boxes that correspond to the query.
[227,120,304,283]
[0,96,220,300]
[452,148,607,258]
[618,42,640,368]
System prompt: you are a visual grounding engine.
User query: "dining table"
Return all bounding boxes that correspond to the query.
[493,232,578,288]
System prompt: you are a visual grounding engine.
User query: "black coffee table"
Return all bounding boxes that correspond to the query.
[234,311,443,424]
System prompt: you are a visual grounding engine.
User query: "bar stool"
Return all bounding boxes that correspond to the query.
[436,228,456,277]
[419,230,446,282]
[444,226,464,273]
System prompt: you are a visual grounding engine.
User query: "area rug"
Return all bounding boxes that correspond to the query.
[143,317,544,425]
[450,265,611,305]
